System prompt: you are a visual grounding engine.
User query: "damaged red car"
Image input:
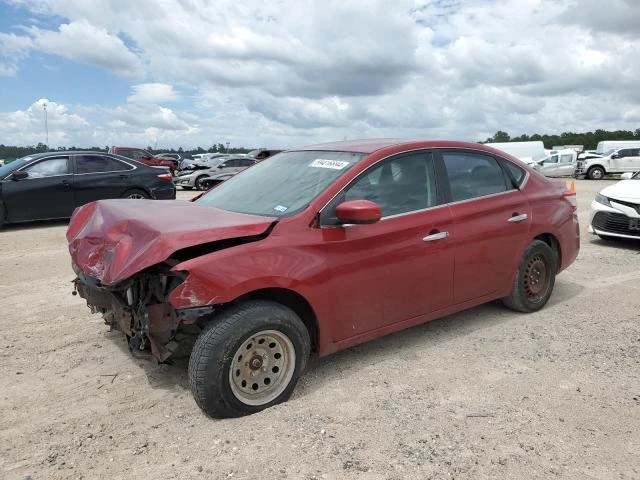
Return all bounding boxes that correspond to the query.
[68,139,580,418]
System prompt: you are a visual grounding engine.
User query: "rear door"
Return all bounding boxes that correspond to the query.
[72,154,135,206]
[557,153,576,176]
[439,150,531,304]
[2,155,74,221]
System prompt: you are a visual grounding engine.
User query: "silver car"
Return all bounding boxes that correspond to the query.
[174,156,256,190]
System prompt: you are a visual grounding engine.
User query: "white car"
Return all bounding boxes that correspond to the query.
[589,172,640,240]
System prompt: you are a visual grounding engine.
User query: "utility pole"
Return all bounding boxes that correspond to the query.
[43,103,49,147]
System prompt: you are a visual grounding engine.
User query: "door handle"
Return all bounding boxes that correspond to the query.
[423,231,449,242]
[508,213,528,223]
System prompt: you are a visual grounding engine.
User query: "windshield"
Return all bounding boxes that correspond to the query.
[195,150,364,217]
[0,156,33,178]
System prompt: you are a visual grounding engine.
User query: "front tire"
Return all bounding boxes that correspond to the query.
[195,175,208,191]
[188,300,311,418]
[502,240,557,313]
[587,166,605,180]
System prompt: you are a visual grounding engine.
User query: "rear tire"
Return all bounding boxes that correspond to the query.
[502,240,557,313]
[122,189,149,199]
[188,300,310,418]
[587,166,605,180]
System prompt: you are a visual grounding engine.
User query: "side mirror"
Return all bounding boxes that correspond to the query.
[611,153,620,159]
[218,164,225,169]
[620,172,633,180]
[12,171,28,181]
[335,199,382,225]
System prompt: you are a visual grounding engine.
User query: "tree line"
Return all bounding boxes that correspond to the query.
[3,128,640,162]
[0,143,251,163]
[483,129,640,149]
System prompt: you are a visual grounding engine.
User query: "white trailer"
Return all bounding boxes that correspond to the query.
[484,141,547,164]
[596,140,640,154]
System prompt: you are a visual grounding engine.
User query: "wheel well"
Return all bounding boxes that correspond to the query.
[237,288,319,353]
[534,233,561,272]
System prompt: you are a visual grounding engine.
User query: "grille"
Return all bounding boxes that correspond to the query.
[592,212,640,237]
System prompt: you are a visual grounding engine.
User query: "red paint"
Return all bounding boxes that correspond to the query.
[69,140,580,357]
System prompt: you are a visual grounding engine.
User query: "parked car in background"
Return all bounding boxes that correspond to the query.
[483,141,547,164]
[0,151,175,228]
[175,155,256,190]
[156,152,183,169]
[68,139,579,418]
[532,149,577,177]
[575,147,640,179]
[590,171,640,240]
[178,153,230,173]
[108,147,177,174]
[247,148,283,161]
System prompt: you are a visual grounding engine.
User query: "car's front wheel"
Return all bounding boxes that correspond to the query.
[587,166,605,180]
[502,240,557,313]
[195,175,208,191]
[188,300,311,418]
[122,189,149,199]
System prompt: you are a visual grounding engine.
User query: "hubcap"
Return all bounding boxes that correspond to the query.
[229,330,296,406]
[523,254,549,302]
[128,193,145,199]
[591,169,603,179]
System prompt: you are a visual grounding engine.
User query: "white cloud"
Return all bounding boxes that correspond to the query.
[1,0,640,148]
[127,83,180,104]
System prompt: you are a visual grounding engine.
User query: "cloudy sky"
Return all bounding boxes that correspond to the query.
[0,0,639,150]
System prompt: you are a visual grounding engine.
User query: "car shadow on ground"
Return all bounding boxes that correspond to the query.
[591,237,640,252]
[124,278,583,399]
[0,219,69,231]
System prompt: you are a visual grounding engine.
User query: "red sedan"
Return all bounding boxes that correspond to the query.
[68,139,579,418]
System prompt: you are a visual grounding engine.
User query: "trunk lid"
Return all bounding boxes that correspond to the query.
[67,199,276,285]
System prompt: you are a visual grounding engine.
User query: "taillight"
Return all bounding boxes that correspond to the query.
[157,173,173,182]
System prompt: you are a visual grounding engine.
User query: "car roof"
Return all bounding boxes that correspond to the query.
[296,139,502,155]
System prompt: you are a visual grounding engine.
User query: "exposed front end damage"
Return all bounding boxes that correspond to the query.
[72,263,213,361]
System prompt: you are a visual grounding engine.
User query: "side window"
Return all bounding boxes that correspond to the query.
[501,160,526,187]
[546,155,559,164]
[559,154,573,164]
[24,157,69,178]
[618,149,632,158]
[442,152,509,201]
[240,158,255,167]
[131,150,149,160]
[76,155,132,174]
[344,152,437,217]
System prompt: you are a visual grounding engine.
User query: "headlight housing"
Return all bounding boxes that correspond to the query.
[595,193,612,207]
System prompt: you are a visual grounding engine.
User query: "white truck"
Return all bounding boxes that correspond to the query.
[484,141,547,165]
[532,149,578,177]
[575,147,640,179]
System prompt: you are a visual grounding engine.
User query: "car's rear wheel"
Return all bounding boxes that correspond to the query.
[188,300,310,418]
[122,189,149,199]
[195,175,208,191]
[587,166,605,180]
[502,240,557,313]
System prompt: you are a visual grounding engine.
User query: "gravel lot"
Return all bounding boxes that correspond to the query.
[1,180,639,480]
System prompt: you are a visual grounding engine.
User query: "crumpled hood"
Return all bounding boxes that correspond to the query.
[601,180,640,202]
[67,199,276,286]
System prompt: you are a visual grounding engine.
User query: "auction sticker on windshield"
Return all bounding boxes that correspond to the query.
[309,159,350,170]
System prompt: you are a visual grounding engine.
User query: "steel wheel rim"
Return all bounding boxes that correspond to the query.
[591,169,603,179]
[523,254,549,303]
[128,193,145,199]
[195,177,206,190]
[229,329,296,406]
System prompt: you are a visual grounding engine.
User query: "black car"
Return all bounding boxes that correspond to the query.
[0,151,176,228]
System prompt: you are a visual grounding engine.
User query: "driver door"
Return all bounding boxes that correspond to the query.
[321,151,454,342]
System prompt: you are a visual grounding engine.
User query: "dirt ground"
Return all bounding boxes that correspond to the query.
[1,180,639,480]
